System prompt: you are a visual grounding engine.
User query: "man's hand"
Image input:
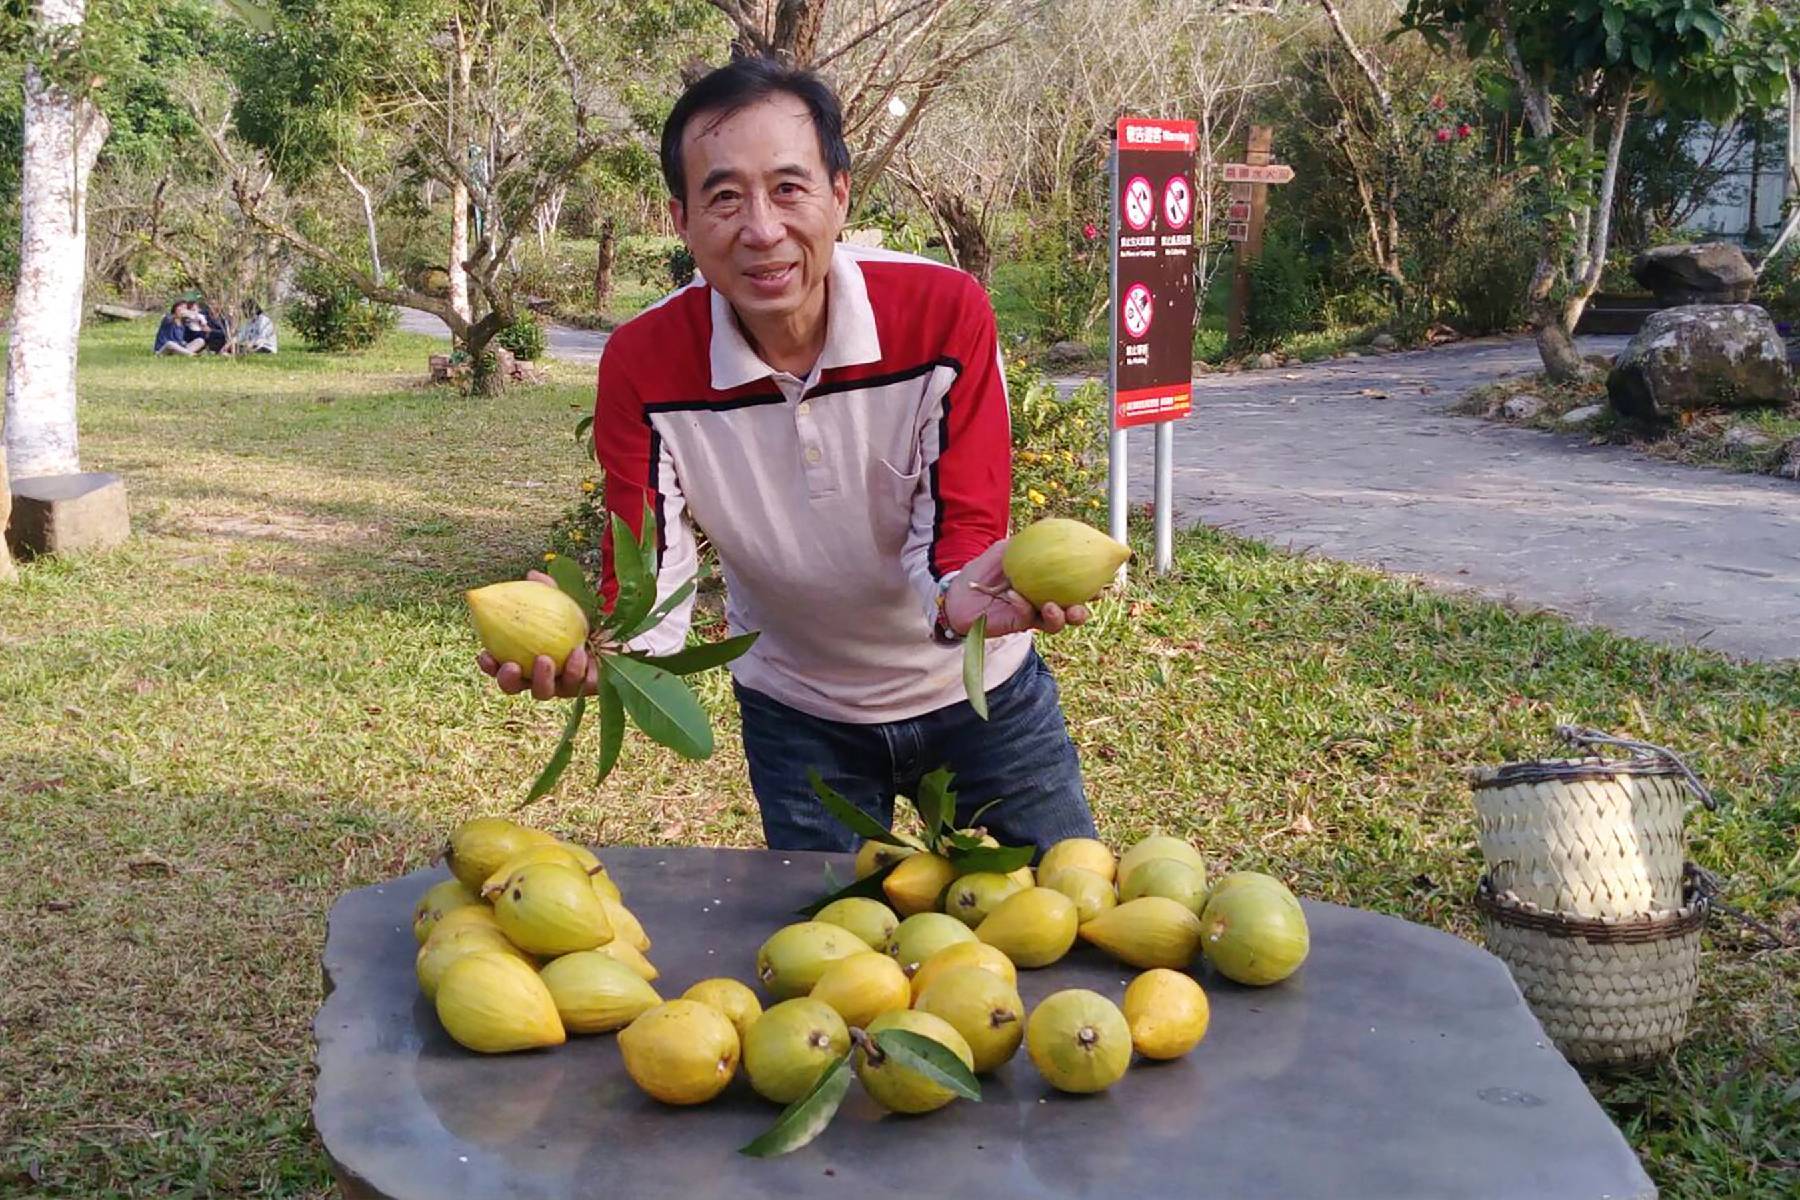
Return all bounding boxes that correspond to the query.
[942,539,1090,638]
[475,570,600,699]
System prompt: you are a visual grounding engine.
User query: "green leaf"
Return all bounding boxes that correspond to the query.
[605,655,713,759]
[640,631,759,676]
[947,843,1035,876]
[605,513,654,637]
[573,413,594,450]
[594,664,624,786]
[738,1053,854,1157]
[942,829,988,852]
[914,767,957,843]
[808,770,909,846]
[1601,7,1623,38]
[624,578,697,642]
[964,796,1007,829]
[796,859,900,918]
[872,1030,981,1101]
[545,555,599,627]
[518,694,587,808]
[962,613,989,720]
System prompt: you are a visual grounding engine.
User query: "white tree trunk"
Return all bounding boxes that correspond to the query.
[447,22,473,324]
[5,0,111,482]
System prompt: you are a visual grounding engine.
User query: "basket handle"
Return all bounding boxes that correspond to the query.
[1555,725,1717,811]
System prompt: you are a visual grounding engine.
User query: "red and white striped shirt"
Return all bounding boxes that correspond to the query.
[593,244,1030,724]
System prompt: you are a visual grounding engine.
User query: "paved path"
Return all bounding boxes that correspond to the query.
[396,307,610,364]
[1095,336,1800,662]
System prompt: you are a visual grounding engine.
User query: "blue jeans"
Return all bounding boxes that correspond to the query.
[734,647,1097,857]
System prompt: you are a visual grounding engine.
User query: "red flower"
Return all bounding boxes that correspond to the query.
[1083,222,1099,241]
[1457,123,1473,140]
[1435,128,1451,143]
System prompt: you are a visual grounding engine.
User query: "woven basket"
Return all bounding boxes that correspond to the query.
[1470,728,1714,919]
[1476,872,1708,1066]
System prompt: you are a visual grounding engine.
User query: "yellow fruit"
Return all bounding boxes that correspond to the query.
[1026,989,1131,1093]
[556,841,603,873]
[1119,856,1209,915]
[855,1009,976,1114]
[882,853,957,916]
[1002,518,1130,607]
[1123,969,1210,1060]
[593,939,659,981]
[1117,835,1207,891]
[444,816,556,891]
[618,1000,740,1105]
[855,839,919,879]
[1199,872,1310,986]
[588,869,622,904]
[412,878,482,945]
[914,967,1025,1074]
[809,952,911,1029]
[426,904,503,943]
[492,861,613,956]
[909,941,1018,1002]
[886,912,978,976]
[742,998,851,1105]
[466,579,590,672]
[1007,865,1036,890]
[814,896,900,949]
[538,950,662,1033]
[598,895,651,952]
[1039,837,1117,884]
[943,871,1025,928]
[1041,866,1118,924]
[756,921,864,1000]
[415,926,525,1001]
[478,843,596,899]
[682,978,763,1044]
[976,887,1078,968]
[1078,896,1204,969]
[434,951,565,1053]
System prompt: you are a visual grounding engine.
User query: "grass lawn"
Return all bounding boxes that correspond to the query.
[2,321,1797,1197]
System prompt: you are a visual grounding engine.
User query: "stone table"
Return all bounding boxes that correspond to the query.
[315,847,1656,1200]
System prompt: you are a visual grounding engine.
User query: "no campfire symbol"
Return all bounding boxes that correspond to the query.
[1162,176,1192,229]
[1123,175,1154,231]
[1122,283,1154,339]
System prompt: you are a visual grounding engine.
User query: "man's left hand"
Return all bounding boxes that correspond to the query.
[943,538,1090,638]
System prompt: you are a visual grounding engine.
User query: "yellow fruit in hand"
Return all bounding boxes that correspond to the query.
[1026,989,1131,1093]
[1002,518,1130,607]
[618,1000,740,1105]
[1123,969,1210,1060]
[682,978,763,1044]
[435,951,565,1053]
[809,952,911,1029]
[466,580,589,672]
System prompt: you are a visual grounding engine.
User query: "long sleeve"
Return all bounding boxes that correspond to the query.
[900,275,1014,626]
[594,341,698,656]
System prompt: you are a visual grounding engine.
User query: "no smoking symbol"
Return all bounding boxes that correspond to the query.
[1123,176,1154,231]
[1163,176,1191,229]
[1122,284,1154,339]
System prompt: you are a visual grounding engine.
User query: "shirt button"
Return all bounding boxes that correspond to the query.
[805,446,822,465]
[796,400,811,416]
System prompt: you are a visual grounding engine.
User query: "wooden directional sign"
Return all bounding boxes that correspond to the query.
[1222,162,1295,185]
[1226,201,1252,222]
[1228,181,1254,201]
[1226,222,1250,243]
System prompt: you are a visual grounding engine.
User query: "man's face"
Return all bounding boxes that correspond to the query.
[671,93,849,332]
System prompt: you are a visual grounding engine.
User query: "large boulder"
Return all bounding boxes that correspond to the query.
[1630,242,1755,306]
[1607,305,1793,420]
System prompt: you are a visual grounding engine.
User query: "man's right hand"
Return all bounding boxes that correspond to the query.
[475,570,600,699]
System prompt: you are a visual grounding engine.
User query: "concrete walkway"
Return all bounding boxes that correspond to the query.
[1101,336,1800,662]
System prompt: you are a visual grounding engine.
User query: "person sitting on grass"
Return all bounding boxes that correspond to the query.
[235,301,278,354]
[153,301,206,356]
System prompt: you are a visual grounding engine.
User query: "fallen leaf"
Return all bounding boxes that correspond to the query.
[126,855,177,879]
[19,778,64,795]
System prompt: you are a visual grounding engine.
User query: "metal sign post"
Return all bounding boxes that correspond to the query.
[1108,117,1198,575]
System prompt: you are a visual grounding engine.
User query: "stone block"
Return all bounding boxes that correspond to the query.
[7,471,130,559]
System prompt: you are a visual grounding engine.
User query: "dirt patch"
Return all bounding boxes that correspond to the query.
[187,511,381,544]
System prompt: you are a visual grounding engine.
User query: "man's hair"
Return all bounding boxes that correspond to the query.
[660,57,851,204]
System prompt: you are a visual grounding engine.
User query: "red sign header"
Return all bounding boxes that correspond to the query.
[1117,117,1198,154]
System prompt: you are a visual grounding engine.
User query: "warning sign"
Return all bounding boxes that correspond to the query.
[1112,117,1197,429]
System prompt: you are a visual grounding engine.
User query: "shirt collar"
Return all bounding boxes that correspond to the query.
[707,246,883,391]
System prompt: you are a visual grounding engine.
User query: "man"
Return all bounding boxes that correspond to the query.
[482,58,1098,854]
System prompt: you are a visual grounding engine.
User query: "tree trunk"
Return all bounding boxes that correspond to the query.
[339,163,384,283]
[938,190,992,284]
[0,404,15,583]
[447,20,473,324]
[467,311,508,396]
[5,0,111,482]
[772,0,825,66]
[593,217,617,313]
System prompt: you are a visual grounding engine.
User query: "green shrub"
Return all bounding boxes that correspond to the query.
[1243,233,1320,350]
[1006,357,1107,525]
[1445,211,1535,335]
[1755,244,1800,323]
[497,311,546,361]
[288,265,397,351]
